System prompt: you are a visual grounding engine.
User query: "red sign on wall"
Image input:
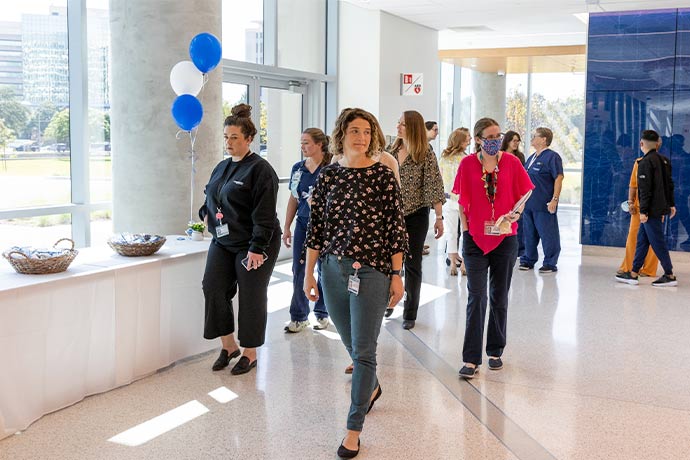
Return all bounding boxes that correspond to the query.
[400,73,423,96]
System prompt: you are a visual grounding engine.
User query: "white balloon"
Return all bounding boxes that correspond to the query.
[170,60,204,96]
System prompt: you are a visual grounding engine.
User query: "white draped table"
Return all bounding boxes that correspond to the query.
[0,237,216,440]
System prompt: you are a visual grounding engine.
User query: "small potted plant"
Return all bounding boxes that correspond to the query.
[187,222,205,241]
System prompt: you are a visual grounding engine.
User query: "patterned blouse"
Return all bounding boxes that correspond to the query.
[306,162,408,274]
[388,145,446,216]
[439,153,466,195]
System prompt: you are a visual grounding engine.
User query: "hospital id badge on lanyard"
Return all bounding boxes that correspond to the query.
[215,207,229,238]
[484,220,501,235]
[348,261,361,295]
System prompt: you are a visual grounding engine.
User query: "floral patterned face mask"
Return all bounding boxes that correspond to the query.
[482,138,502,156]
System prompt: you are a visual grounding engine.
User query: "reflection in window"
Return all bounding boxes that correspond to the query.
[222,0,263,64]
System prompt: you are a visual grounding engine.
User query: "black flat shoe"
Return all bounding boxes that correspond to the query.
[384,308,394,318]
[212,348,241,371]
[402,320,415,330]
[337,439,360,458]
[367,385,382,414]
[230,356,257,375]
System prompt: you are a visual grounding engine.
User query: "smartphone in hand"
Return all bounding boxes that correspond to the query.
[241,252,268,270]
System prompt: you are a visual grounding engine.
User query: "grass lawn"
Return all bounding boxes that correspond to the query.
[0,157,112,179]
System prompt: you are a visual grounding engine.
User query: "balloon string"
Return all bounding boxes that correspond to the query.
[189,128,198,224]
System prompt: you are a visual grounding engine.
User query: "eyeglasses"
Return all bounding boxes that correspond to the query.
[480,133,505,141]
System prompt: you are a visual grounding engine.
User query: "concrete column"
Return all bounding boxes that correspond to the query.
[110,0,222,234]
[471,70,507,130]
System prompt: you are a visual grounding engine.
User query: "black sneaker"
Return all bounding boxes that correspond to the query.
[651,274,678,287]
[459,365,479,379]
[615,272,639,285]
[538,265,557,274]
[518,263,533,271]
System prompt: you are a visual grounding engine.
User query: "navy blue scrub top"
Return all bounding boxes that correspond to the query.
[289,160,322,220]
[524,148,563,212]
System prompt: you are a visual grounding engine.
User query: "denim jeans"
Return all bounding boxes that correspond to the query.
[289,217,327,321]
[461,232,518,365]
[320,254,390,431]
[632,216,673,275]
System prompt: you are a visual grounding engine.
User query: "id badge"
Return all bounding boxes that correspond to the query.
[484,220,501,236]
[348,275,360,295]
[215,223,229,238]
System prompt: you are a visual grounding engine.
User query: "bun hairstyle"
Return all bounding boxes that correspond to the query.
[224,103,257,140]
[303,127,333,166]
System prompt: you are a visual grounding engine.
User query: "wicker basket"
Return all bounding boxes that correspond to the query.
[108,235,166,257]
[2,238,78,275]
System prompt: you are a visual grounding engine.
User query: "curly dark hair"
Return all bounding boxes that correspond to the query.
[330,108,383,158]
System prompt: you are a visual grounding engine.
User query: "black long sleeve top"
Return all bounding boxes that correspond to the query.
[637,149,675,218]
[199,153,281,253]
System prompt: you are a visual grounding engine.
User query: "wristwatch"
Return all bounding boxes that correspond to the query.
[436,215,444,220]
[390,269,402,277]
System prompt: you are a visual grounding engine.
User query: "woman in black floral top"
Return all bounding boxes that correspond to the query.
[304,108,407,459]
[387,110,446,329]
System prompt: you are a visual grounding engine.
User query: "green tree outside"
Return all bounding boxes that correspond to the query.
[0,87,29,137]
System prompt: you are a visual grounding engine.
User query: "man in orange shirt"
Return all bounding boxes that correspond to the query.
[617,156,659,277]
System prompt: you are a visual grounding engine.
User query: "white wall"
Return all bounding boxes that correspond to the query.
[378,11,439,139]
[338,2,381,116]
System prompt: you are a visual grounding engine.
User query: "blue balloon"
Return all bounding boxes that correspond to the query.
[189,33,222,73]
[171,95,203,131]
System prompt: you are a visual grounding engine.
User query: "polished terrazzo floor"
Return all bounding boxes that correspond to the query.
[2,209,689,460]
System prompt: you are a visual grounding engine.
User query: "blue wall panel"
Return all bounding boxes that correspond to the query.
[583,9,690,251]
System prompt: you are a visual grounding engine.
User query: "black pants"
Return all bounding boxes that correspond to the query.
[403,207,430,320]
[202,231,281,348]
[461,232,518,365]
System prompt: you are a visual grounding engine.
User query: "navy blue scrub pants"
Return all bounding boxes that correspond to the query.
[289,217,327,321]
[632,216,674,275]
[520,209,561,269]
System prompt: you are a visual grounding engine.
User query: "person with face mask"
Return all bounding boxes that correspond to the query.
[454,118,534,379]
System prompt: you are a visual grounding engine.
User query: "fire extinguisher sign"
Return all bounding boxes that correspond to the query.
[400,73,423,96]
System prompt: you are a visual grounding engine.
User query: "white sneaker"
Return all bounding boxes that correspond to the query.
[313,317,329,330]
[284,320,310,333]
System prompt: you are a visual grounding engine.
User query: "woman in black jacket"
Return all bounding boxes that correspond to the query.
[199,103,282,375]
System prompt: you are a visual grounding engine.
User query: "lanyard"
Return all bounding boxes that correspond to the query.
[482,166,498,221]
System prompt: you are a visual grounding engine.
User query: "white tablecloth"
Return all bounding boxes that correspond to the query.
[0,237,217,440]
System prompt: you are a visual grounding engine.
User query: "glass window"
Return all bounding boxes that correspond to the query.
[505,73,528,152]
[277,0,326,73]
[458,67,473,131]
[439,62,454,153]
[529,72,585,206]
[87,0,111,207]
[0,215,72,250]
[222,0,263,64]
[222,82,249,157]
[0,2,70,213]
[259,86,302,178]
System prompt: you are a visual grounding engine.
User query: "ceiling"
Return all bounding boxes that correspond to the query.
[344,0,690,49]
